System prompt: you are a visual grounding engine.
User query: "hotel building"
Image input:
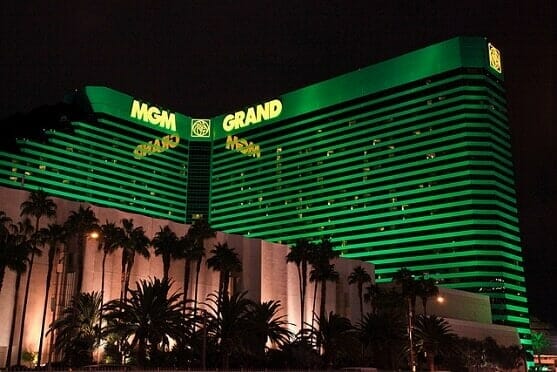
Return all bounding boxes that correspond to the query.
[0,36,530,346]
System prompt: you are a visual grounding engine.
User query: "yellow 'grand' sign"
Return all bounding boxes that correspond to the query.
[222,99,282,132]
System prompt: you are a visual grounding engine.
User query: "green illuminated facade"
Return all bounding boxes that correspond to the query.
[0,37,530,343]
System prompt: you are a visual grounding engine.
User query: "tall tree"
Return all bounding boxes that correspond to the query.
[206,242,242,308]
[309,238,340,326]
[18,190,57,364]
[413,314,456,372]
[152,225,179,281]
[175,232,195,312]
[531,331,550,365]
[36,223,66,366]
[0,210,13,294]
[348,265,372,321]
[96,220,124,362]
[286,239,314,331]
[313,312,355,368]
[187,219,216,313]
[363,283,381,315]
[245,300,292,361]
[97,221,124,304]
[416,276,439,316]
[48,292,103,367]
[104,278,185,368]
[5,219,35,368]
[120,218,150,299]
[204,291,252,369]
[393,267,418,372]
[310,263,339,330]
[64,205,99,293]
[357,311,406,370]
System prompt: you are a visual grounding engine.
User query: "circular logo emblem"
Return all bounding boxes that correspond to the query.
[191,119,211,138]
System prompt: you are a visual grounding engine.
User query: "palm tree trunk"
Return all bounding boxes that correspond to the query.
[101,252,107,304]
[120,254,126,301]
[296,264,303,330]
[17,251,35,364]
[0,266,5,294]
[311,281,318,331]
[358,282,363,321]
[317,280,327,351]
[427,353,435,372]
[37,247,56,366]
[320,280,327,323]
[163,255,170,282]
[97,251,107,363]
[124,261,133,299]
[222,271,230,302]
[75,235,85,293]
[183,259,191,314]
[6,272,22,368]
[301,261,308,330]
[48,262,61,365]
[193,259,202,317]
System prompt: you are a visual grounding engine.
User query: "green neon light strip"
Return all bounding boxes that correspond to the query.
[19,142,187,190]
[211,37,503,139]
[13,183,184,221]
[50,132,185,175]
[212,187,519,225]
[0,158,183,203]
[72,122,188,165]
[19,146,186,196]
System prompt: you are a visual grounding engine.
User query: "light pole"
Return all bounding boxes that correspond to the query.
[407,297,416,372]
[201,309,207,371]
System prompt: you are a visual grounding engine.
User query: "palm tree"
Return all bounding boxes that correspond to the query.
[363,283,381,315]
[95,220,124,362]
[313,312,355,368]
[64,205,99,293]
[531,331,550,366]
[5,220,33,368]
[310,263,339,328]
[393,267,418,371]
[188,218,216,248]
[152,225,179,281]
[104,278,185,368]
[245,300,292,361]
[308,238,339,328]
[203,291,251,369]
[286,239,314,331]
[120,218,150,299]
[0,210,13,294]
[357,311,406,370]
[206,242,242,308]
[48,292,103,367]
[17,190,57,364]
[20,190,57,235]
[36,223,66,366]
[348,265,372,321]
[413,314,456,372]
[97,221,124,303]
[175,233,196,310]
[417,276,439,316]
[187,219,216,311]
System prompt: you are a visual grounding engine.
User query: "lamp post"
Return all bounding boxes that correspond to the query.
[201,309,207,371]
[407,298,416,372]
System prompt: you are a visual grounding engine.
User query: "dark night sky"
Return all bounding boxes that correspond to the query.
[1,1,555,323]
